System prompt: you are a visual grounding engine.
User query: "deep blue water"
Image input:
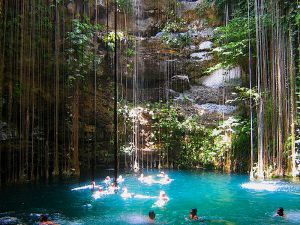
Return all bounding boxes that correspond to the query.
[1,170,300,225]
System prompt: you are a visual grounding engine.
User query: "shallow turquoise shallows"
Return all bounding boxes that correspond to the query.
[1,170,300,225]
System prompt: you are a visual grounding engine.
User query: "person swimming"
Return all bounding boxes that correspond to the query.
[138,173,144,181]
[159,191,169,202]
[276,207,285,217]
[157,171,166,178]
[117,175,125,183]
[104,176,111,184]
[92,186,107,199]
[91,181,96,191]
[189,208,199,220]
[148,211,155,223]
[108,182,119,194]
[98,186,104,193]
[121,187,132,199]
[153,191,169,207]
[39,214,58,225]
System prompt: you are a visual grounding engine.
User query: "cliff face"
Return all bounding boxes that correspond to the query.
[0,0,243,184]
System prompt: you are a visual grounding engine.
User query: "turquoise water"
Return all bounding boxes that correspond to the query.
[1,170,300,225]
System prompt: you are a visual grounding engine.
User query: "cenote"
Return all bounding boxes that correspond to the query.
[1,170,300,224]
[0,0,300,224]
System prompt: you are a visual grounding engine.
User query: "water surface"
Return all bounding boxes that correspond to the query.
[1,170,300,224]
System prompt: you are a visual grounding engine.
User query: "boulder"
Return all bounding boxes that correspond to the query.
[199,41,213,51]
[190,52,213,61]
[171,75,190,92]
[201,67,242,88]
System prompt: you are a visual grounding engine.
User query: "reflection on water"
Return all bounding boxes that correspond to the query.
[241,180,300,192]
[1,171,300,225]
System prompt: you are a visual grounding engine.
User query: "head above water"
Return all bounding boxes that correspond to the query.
[190,208,197,217]
[149,211,155,220]
[277,207,284,216]
[160,191,166,197]
[40,214,49,222]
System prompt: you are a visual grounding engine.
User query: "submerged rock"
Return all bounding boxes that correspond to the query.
[171,75,190,93]
[0,217,20,225]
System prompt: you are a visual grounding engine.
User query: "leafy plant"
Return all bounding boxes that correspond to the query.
[117,0,133,15]
[211,16,256,69]
[66,18,102,85]
[162,33,191,49]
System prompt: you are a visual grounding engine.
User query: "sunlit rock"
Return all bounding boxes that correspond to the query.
[190,52,213,61]
[201,67,242,88]
[198,41,213,51]
[195,103,237,114]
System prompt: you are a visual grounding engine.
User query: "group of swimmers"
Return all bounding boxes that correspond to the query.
[89,172,171,207]
[138,171,172,185]
[38,206,286,225]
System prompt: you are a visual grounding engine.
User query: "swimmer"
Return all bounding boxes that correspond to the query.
[104,176,111,184]
[157,171,166,178]
[92,186,108,199]
[108,182,119,194]
[138,173,144,181]
[276,207,285,217]
[189,208,199,220]
[159,191,169,202]
[121,187,132,199]
[39,214,59,225]
[98,186,104,193]
[117,175,125,183]
[91,181,96,190]
[158,175,172,184]
[144,175,155,184]
[149,211,155,223]
[153,191,169,207]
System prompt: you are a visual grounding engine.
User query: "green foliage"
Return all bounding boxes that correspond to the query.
[103,32,135,55]
[227,86,260,105]
[150,104,218,168]
[161,33,192,49]
[66,18,102,86]
[211,16,256,69]
[117,0,133,15]
[162,19,186,33]
[196,1,211,18]
[213,116,254,171]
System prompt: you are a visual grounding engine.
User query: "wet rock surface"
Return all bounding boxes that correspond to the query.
[0,121,17,141]
[120,0,240,125]
[171,75,190,93]
[195,103,237,114]
[190,52,213,61]
[200,67,242,88]
[0,217,21,225]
